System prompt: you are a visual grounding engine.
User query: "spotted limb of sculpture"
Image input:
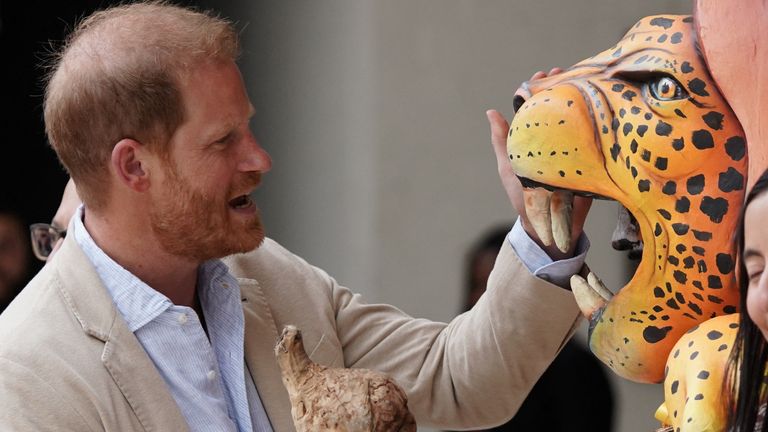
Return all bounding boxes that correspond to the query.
[506,14,748,431]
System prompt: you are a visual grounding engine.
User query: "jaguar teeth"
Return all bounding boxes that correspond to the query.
[522,188,574,253]
[523,188,554,247]
[571,270,614,319]
[551,191,574,253]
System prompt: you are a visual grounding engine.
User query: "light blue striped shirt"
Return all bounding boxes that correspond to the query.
[72,206,272,432]
[508,216,590,288]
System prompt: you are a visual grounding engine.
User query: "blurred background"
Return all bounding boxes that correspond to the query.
[3,1,690,430]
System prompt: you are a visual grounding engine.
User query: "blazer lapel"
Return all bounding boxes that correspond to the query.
[239,277,294,432]
[55,234,188,431]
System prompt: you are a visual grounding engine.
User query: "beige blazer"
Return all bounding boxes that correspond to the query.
[0,232,580,431]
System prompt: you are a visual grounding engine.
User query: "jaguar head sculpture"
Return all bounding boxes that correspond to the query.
[507,15,747,383]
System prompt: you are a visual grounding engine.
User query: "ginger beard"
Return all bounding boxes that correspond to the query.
[149,163,264,261]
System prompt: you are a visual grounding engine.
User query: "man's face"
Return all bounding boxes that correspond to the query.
[149,60,272,262]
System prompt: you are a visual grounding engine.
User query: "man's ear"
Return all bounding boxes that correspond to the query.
[111,139,151,192]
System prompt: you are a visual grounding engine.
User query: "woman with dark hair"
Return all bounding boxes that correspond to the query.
[727,168,768,431]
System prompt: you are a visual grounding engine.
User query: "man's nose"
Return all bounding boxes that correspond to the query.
[239,134,272,173]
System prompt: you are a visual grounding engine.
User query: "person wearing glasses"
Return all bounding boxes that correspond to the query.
[29,180,79,262]
[0,3,594,431]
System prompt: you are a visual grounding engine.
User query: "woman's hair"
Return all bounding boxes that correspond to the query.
[43,1,239,210]
[727,168,768,431]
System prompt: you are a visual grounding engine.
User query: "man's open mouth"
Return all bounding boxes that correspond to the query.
[228,194,254,210]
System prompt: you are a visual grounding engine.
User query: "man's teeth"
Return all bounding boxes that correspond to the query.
[231,195,252,209]
[571,270,614,319]
[523,188,574,253]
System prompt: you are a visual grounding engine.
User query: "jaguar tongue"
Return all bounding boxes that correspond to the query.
[571,270,614,319]
[523,188,574,253]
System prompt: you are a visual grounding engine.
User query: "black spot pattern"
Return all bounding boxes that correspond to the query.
[716,253,734,274]
[671,380,679,394]
[643,325,673,343]
[638,179,651,192]
[681,61,694,73]
[693,230,712,241]
[636,125,648,137]
[718,167,744,192]
[676,197,690,213]
[663,181,677,195]
[707,330,723,340]
[656,120,673,136]
[612,83,625,92]
[686,175,705,195]
[688,78,710,97]
[670,32,683,44]
[671,138,685,151]
[700,197,729,223]
[702,111,724,130]
[623,123,633,136]
[725,136,746,161]
[630,139,639,153]
[610,143,621,162]
[708,275,723,289]
[674,270,687,283]
[622,90,637,101]
[672,223,689,235]
[692,130,714,149]
[688,302,702,315]
[650,17,675,29]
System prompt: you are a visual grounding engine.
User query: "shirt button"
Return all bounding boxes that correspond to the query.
[177,313,188,325]
[221,282,230,289]
[207,370,217,381]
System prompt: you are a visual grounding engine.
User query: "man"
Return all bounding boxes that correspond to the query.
[0,3,591,431]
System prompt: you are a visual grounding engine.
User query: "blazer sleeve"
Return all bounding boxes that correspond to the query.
[331,240,582,430]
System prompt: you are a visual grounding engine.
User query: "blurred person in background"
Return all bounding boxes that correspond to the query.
[459,225,615,432]
[29,180,79,263]
[0,209,31,313]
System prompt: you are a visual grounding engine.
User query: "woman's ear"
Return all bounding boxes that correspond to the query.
[111,139,150,192]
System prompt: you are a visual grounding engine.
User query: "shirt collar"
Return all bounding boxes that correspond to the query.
[72,205,229,332]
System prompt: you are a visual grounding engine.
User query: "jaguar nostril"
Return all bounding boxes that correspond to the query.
[513,95,526,113]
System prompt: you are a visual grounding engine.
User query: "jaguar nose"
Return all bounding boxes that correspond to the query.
[513,94,526,113]
[513,82,534,114]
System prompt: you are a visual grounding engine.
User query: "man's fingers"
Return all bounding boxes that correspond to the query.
[548,67,564,76]
[486,109,510,166]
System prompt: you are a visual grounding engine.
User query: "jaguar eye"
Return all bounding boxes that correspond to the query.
[646,76,688,101]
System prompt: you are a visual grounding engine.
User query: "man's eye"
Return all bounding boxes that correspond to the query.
[646,76,688,101]
[214,133,234,145]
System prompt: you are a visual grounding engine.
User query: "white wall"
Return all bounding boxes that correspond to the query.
[239,1,691,430]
